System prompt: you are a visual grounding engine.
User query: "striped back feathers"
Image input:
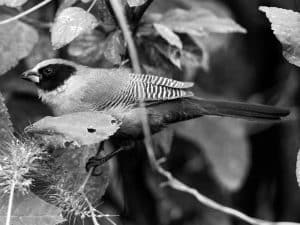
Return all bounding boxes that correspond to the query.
[130,73,194,101]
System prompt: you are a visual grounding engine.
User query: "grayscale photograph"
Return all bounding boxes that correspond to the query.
[0,0,297,225]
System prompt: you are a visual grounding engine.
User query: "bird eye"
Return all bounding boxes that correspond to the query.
[42,67,53,76]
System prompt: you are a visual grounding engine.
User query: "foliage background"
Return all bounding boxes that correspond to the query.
[0,0,299,225]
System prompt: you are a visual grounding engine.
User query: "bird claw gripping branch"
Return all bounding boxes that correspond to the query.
[86,145,128,176]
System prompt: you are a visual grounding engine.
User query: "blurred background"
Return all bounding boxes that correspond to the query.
[0,0,299,224]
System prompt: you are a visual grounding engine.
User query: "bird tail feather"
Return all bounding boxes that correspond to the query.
[116,97,290,139]
[181,97,290,121]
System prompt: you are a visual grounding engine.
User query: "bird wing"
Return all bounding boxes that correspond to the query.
[128,73,194,102]
[130,73,193,89]
[80,69,194,111]
[111,97,290,139]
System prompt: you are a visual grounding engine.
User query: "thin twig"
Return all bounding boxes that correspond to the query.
[1,5,52,28]
[85,196,100,225]
[87,0,98,12]
[158,167,263,225]
[0,0,53,25]
[109,0,141,73]
[78,169,93,194]
[5,181,15,225]
[78,143,104,193]
[97,212,117,225]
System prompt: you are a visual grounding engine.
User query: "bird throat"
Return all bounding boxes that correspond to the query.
[38,83,67,106]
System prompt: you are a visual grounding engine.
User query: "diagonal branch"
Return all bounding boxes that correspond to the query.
[0,0,53,25]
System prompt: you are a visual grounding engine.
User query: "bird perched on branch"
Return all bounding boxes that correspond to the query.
[21,58,290,174]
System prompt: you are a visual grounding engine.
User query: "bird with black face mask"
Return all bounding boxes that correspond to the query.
[21,58,290,174]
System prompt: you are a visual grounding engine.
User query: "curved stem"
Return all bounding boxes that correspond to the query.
[87,0,98,12]
[79,142,104,193]
[0,0,53,25]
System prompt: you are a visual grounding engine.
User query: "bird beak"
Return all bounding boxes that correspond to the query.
[21,70,40,83]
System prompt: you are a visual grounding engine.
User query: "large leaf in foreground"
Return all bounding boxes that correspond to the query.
[0,15,39,75]
[260,7,300,67]
[0,193,65,225]
[25,112,121,146]
[51,7,98,49]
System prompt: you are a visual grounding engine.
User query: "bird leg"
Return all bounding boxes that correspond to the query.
[85,142,134,176]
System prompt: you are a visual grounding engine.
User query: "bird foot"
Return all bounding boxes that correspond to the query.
[85,147,125,176]
[85,156,105,176]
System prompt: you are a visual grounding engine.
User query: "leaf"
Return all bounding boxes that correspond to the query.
[0,92,14,143]
[0,193,65,225]
[68,29,126,66]
[158,8,246,37]
[181,37,209,73]
[51,7,98,50]
[175,117,249,191]
[25,112,121,146]
[154,42,181,69]
[127,0,147,7]
[259,7,300,67]
[0,15,39,75]
[0,0,27,7]
[103,30,126,65]
[137,37,181,75]
[153,23,183,49]
[182,48,208,69]
[68,30,107,66]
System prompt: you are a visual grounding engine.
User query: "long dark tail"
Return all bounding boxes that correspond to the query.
[116,97,290,139]
[180,97,290,121]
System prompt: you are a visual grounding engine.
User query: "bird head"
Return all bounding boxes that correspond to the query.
[21,59,78,92]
